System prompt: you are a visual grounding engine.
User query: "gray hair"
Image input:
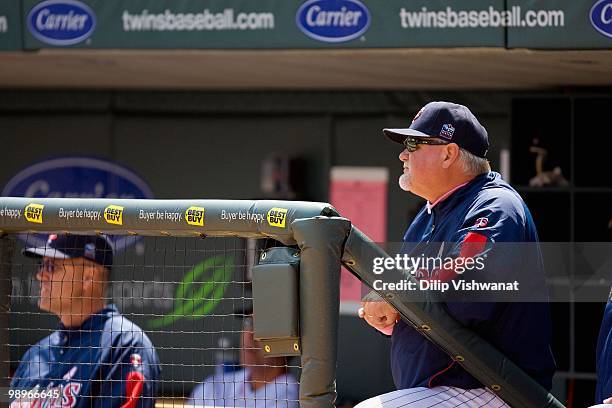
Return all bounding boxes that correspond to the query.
[458,148,491,175]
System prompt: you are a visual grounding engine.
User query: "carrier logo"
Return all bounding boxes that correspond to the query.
[27,0,96,46]
[24,203,44,223]
[296,0,370,43]
[185,206,205,227]
[267,207,288,228]
[440,124,455,139]
[103,205,124,225]
[590,0,612,39]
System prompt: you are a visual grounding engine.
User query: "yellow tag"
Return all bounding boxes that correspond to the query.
[267,207,288,228]
[104,205,124,225]
[185,206,205,227]
[24,203,44,224]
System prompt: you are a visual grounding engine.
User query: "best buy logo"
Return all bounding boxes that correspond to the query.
[24,203,44,224]
[267,207,288,228]
[185,206,205,227]
[104,205,124,225]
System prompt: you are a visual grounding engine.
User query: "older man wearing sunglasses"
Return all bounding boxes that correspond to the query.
[357,101,556,407]
[10,234,160,408]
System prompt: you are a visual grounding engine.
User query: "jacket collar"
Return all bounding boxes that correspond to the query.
[429,172,492,216]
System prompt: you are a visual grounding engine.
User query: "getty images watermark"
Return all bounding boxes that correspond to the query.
[367,241,612,303]
[371,252,519,294]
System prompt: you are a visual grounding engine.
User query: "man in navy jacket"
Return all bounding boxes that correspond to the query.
[10,234,160,408]
[357,102,555,407]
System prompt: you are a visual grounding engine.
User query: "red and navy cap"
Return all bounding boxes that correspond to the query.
[23,234,114,267]
[383,101,489,158]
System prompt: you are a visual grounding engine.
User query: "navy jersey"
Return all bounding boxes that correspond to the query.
[596,298,612,404]
[391,171,555,391]
[11,305,160,408]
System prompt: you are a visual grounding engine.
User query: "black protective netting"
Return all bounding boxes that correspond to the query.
[4,234,299,407]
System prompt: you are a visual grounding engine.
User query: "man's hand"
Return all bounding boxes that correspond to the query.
[604,397,612,404]
[358,301,400,336]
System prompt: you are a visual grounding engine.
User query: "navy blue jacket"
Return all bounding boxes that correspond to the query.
[596,298,612,403]
[11,305,160,407]
[392,171,556,391]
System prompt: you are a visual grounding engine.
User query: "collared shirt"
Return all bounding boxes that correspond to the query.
[425,181,470,214]
[188,368,299,407]
[10,305,160,408]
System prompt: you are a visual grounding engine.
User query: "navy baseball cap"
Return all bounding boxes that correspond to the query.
[383,101,489,158]
[23,234,113,267]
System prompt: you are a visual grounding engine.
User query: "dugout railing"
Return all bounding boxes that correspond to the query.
[0,197,564,408]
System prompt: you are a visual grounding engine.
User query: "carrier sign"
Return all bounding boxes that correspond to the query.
[590,0,612,39]
[296,0,370,43]
[27,0,96,46]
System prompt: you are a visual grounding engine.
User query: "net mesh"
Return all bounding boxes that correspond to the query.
[4,233,300,407]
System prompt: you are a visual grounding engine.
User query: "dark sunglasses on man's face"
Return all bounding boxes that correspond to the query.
[403,136,449,152]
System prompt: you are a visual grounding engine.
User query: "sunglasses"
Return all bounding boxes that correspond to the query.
[403,136,449,152]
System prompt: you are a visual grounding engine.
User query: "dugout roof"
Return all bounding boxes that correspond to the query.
[1,48,612,90]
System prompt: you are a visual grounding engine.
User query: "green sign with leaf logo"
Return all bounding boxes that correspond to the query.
[148,256,233,329]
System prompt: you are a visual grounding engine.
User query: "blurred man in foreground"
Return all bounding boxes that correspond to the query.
[10,234,160,408]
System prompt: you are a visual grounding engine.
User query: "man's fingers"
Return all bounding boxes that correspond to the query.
[603,397,612,404]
